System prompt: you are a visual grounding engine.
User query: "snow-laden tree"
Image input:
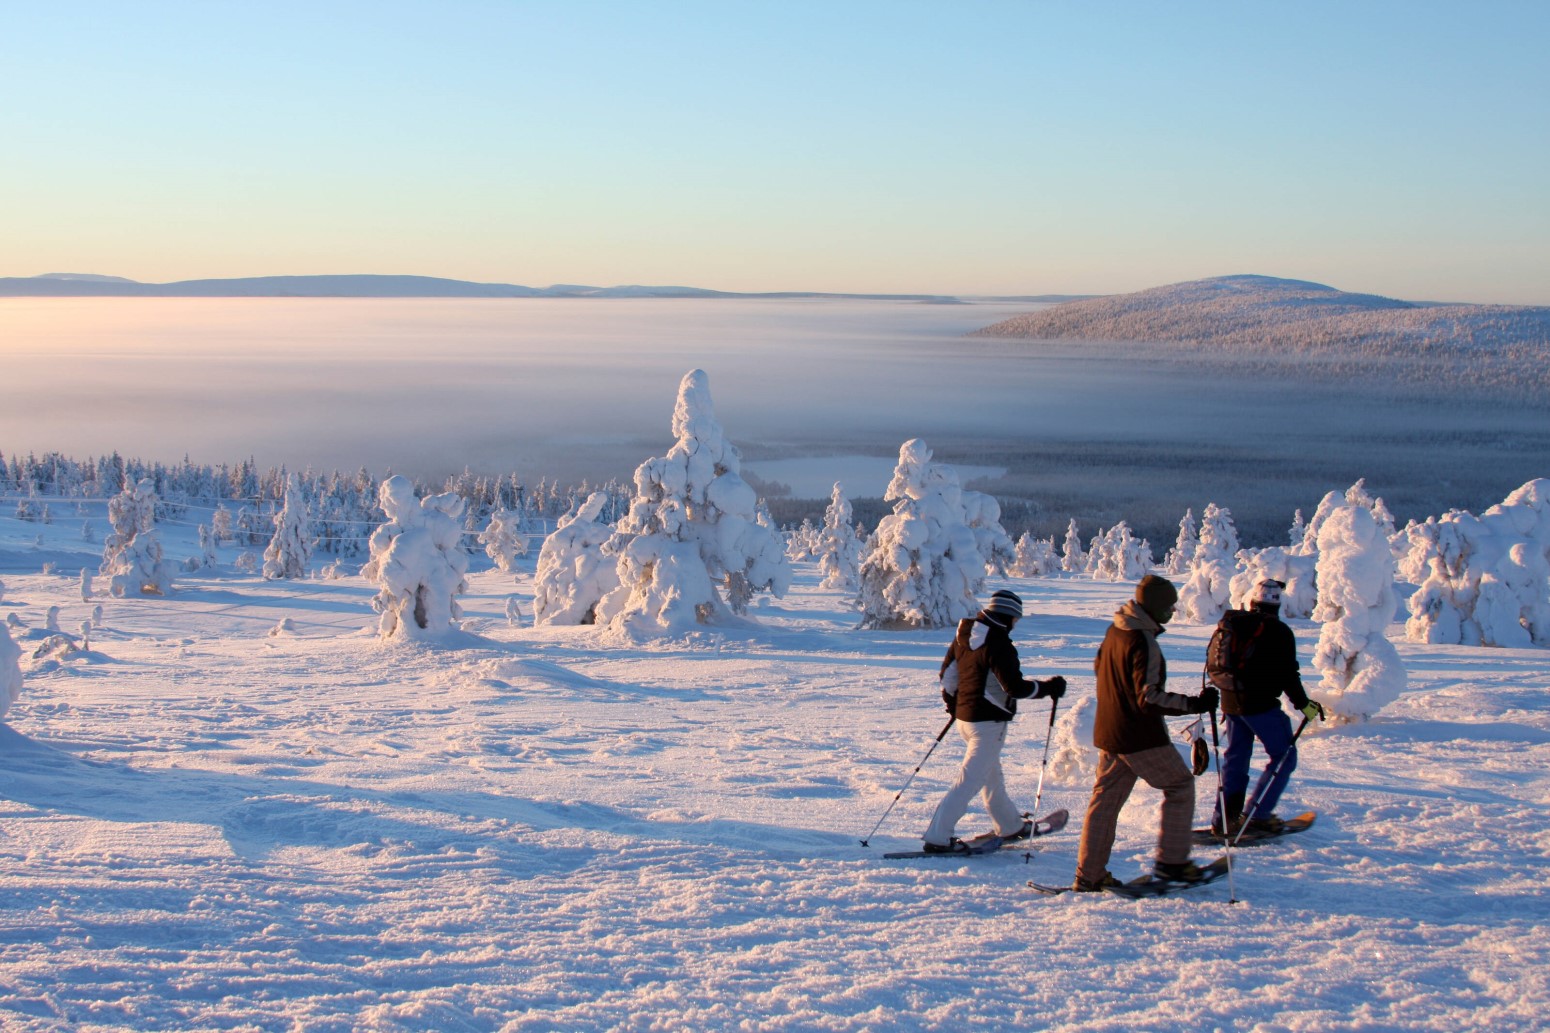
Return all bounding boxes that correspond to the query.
[1228,545,1317,619]
[1403,480,1550,646]
[1178,503,1239,623]
[1010,532,1060,578]
[1313,500,1406,721]
[856,439,986,629]
[1163,509,1198,576]
[212,503,234,544]
[594,370,791,635]
[786,518,821,563]
[962,490,1016,577]
[362,475,470,640]
[101,478,175,597]
[1060,518,1086,573]
[1287,509,1306,548]
[262,475,312,580]
[1087,522,1152,581]
[533,492,619,625]
[479,508,529,575]
[197,524,218,569]
[816,482,864,592]
[0,622,21,722]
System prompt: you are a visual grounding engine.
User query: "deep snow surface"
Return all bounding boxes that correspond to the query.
[2,518,1548,1031]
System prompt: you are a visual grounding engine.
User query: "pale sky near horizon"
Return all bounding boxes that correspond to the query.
[2,1,1546,304]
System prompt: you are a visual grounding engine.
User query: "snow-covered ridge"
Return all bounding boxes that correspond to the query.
[0,274,994,302]
[971,274,1550,397]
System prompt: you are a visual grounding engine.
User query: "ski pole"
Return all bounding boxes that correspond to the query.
[1229,714,1311,850]
[1030,696,1060,817]
[859,717,955,847]
[1208,706,1239,904]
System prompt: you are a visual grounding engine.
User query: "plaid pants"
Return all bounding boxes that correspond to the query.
[1076,744,1196,882]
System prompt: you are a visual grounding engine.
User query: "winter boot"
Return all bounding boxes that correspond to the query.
[1210,814,1245,838]
[998,819,1035,842]
[1072,871,1121,892]
[1152,860,1206,883]
[1246,814,1285,834]
[922,838,970,855]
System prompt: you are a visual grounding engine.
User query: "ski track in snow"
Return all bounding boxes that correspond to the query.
[1,559,1548,1032]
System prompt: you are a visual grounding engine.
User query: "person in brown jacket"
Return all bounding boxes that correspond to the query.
[1072,575,1218,890]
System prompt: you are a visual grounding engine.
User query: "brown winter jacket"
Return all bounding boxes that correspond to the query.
[1092,600,1202,754]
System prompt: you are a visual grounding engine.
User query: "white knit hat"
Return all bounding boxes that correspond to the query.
[1249,579,1285,609]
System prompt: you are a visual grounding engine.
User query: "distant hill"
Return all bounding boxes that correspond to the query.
[0,273,1082,303]
[971,274,1550,398]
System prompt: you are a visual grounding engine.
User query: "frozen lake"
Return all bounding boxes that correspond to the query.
[1,297,1544,543]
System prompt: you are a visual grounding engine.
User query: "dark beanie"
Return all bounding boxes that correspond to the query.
[1136,575,1178,623]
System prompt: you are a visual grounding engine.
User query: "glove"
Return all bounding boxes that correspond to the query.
[1192,686,1220,714]
[1038,676,1067,700]
[1301,700,1325,722]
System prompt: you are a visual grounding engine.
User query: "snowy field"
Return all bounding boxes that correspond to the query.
[2,514,1547,1032]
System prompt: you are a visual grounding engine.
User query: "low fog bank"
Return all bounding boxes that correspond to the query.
[1,297,1542,547]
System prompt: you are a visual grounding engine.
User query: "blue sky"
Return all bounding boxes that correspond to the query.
[3,1,1546,302]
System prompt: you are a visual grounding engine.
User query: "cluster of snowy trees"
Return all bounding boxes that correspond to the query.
[1400,479,1550,648]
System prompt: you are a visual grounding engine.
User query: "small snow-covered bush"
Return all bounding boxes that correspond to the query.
[534,492,619,625]
[479,508,529,575]
[962,490,1016,577]
[1086,522,1152,582]
[1229,545,1317,619]
[856,439,986,629]
[0,623,22,721]
[362,475,470,640]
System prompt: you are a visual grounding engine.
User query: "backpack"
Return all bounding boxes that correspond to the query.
[1205,608,1266,695]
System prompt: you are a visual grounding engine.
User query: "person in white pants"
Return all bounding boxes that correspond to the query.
[922,589,1066,853]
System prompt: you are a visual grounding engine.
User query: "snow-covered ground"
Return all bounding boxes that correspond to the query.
[2,512,1547,1032]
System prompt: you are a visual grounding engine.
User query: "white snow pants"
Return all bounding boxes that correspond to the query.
[923,719,1025,846]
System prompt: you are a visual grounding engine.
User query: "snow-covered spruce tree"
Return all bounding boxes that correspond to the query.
[1163,509,1198,576]
[1010,532,1059,578]
[594,370,791,635]
[212,503,234,544]
[1178,503,1239,624]
[1060,518,1085,573]
[479,508,529,575]
[197,524,218,569]
[101,478,174,597]
[0,622,21,722]
[362,475,470,640]
[262,475,312,580]
[856,439,986,629]
[533,492,620,625]
[816,482,864,592]
[1313,500,1406,721]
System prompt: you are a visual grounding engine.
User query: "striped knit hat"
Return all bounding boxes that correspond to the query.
[983,589,1024,619]
[1250,579,1285,610]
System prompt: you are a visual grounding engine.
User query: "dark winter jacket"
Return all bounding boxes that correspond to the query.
[1092,600,1201,754]
[1220,609,1311,716]
[939,613,1048,723]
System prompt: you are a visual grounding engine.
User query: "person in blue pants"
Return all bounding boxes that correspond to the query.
[1212,579,1324,835]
